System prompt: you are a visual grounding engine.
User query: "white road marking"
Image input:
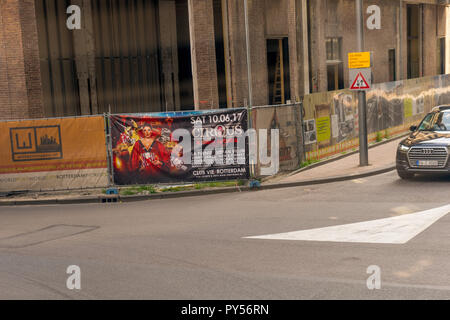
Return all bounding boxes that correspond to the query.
[245,204,450,244]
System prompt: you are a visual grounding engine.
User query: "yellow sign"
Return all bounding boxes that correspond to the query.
[348,52,371,69]
[404,98,413,118]
[316,116,331,143]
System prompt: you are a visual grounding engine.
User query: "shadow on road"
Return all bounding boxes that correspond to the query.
[393,173,450,185]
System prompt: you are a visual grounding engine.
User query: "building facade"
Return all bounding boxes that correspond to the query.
[0,0,449,119]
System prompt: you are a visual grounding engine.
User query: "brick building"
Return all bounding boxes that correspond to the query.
[0,0,449,119]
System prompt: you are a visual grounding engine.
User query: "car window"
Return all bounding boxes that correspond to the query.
[443,113,450,129]
[418,113,434,131]
[417,111,450,131]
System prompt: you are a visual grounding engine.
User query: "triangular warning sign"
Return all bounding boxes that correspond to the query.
[350,72,370,90]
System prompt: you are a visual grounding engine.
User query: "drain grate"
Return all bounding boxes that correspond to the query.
[0,225,99,248]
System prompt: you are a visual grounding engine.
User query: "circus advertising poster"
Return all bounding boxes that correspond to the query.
[110,109,249,185]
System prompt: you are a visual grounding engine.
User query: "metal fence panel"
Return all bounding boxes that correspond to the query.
[0,115,108,192]
[251,103,303,176]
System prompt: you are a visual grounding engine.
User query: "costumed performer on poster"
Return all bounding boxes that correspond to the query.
[129,122,171,181]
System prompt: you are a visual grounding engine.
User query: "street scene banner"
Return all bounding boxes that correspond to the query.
[110,109,249,185]
[0,116,108,192]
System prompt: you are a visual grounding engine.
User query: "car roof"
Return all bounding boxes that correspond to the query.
[431,105,450,112]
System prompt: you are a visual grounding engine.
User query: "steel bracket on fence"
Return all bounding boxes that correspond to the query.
[104,112,115,188]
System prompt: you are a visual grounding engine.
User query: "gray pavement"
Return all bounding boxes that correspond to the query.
[0,170,449,299]
[267,136,404,185]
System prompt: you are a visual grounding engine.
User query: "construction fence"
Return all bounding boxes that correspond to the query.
[0,115,109,192]
[0,109,250,192]
[1,74,450,192]
[253,73,450,175]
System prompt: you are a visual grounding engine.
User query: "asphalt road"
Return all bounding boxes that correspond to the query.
[0,171,449,300]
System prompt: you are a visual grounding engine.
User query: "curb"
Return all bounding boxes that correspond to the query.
[0,164,396,206]
[286,133,407,177]
[259,164,395,191]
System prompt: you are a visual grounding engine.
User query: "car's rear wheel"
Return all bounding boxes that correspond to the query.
[397,168,415,179]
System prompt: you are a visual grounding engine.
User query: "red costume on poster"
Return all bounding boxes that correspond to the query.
[129,136,171,177]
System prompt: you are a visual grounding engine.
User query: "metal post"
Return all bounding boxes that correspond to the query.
[244,0,259,187]
[299,99,306,163]
[244,0,253,108]
[293,100,306,164]
[356,0,369,166]
[105,112,115,187]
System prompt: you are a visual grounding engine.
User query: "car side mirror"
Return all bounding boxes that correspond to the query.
[410,125,417,132]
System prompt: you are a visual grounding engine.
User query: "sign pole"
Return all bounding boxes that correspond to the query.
[244,0,253,109]
[244,0,260,187]
[356,0,369,166]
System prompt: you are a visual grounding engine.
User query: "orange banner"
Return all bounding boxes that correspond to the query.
[0,116,108,191]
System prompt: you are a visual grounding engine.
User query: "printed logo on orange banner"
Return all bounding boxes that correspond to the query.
[0,116,107,174]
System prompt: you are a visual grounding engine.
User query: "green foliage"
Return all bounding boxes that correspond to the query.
[300,159,319,169]
[376,131,383,142]
[118,180,246,195]
[161,186,193,192]
[120,185,157,196]
[194,180,245,190]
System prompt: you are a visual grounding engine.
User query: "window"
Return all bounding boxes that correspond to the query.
[437,37,446,75]
[418,113,435,131]
[326,38,341,61]
[388,49,396,82]
[326,37,343,91]
[418,112,450,132]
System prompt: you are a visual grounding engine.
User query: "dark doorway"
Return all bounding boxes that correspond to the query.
[325,37,343,91]
[267,38,290,105]
[213,0,227,108]
[327,64,344,91]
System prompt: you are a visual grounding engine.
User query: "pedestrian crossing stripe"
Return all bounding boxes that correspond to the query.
[245,204,450,244]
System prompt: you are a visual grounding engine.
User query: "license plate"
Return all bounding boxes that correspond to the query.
[416,160,439,166]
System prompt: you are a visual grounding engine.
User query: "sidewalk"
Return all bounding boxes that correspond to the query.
[265,136,405,186]
[0,136,406,206]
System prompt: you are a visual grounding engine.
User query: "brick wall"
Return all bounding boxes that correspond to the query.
[309,0,327,92]
[0,0,44,120]
[248,0,268,106]
[227,0,249,108]
[309,0,446,90]
[227,0,290,107]
[0,0,448,120]
[423,4,438,77]
[188,0,219,110]
[288,0,300,100]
